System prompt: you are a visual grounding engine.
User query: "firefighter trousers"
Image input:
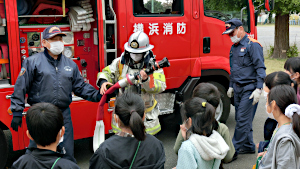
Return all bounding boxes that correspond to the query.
[232,83,258,153]
[26,108,76,163]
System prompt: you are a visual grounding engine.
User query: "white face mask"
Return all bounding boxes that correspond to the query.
[263,91,268,100]
[130,53,143,62]
[46,40,64,55]
[58,129,64,145]
[265,101,275,120]
[230,28,241,43]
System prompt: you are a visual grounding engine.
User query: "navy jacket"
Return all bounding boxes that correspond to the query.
[229,34,266,89]
[89,134,165,169]
[11,49,101,117]
[11,148,80,169]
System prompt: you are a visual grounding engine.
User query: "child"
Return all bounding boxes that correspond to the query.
[175,97,229,169]
[11,103,80,169]
[258,71,297,153]
[284,57,300,104]
[89,92,165,169]
[174,83,235,163]
[257,85,300,169]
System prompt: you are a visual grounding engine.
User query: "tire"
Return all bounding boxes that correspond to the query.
[0,129,8,169]
[209,82,231,123]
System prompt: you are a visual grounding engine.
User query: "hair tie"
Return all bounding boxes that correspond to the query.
[202,102,206,108]
[285,104,300,119]
[130,110,135,115]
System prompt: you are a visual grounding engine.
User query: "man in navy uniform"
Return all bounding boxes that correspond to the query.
[223,18,266,160]
[10,26,102,163]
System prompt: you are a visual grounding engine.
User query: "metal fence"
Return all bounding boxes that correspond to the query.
[289,20,300,25]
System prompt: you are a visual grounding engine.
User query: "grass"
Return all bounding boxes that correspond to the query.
[264,57,287,75]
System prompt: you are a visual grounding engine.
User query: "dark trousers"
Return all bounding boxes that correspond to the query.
[26,108,76,163]
[232,83,258,152]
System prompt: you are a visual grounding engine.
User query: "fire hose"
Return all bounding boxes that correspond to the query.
[93,57,170,152]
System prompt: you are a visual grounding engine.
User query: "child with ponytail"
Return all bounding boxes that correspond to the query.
[257,85,300,169]
[89,92,165,169]
[174,97,229,169]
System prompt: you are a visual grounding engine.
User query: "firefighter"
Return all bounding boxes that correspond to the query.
[222,18,266,160]
[97,31,166,135]
[10,26,102,163]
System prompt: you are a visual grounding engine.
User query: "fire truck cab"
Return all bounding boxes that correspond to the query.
[0,0,268,167]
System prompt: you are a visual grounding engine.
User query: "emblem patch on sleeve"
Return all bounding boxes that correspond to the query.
[19,67,26,76]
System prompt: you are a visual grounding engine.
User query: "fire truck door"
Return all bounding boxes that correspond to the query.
[191,0,200,59]
[123,0,191,89]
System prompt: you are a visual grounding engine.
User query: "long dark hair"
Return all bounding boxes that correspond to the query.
[181,97,215,139]
[192,82,220,131]
[115,92,146,141]
[268,85,300,138]
[264,71,297,92]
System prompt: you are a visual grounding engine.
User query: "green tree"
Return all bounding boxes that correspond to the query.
[204,0,247,11]
[268,0,300,58]
[144,0,165,13]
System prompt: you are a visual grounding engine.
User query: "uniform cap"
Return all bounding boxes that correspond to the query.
[42,25,66,39]
[222,18,243,35]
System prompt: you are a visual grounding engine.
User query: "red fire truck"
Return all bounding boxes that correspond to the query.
[0,0,273,167]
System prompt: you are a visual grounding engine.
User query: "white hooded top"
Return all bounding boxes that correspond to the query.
[189,130,230,161]
[176,130,229,169]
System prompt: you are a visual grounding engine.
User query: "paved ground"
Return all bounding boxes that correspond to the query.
[257,25,300,56]
[73,96,267,169]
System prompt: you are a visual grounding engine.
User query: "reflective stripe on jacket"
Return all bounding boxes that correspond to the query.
[97,52,166,135]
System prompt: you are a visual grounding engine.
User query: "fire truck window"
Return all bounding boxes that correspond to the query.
[133,0,183,16]
[203,0,250,33]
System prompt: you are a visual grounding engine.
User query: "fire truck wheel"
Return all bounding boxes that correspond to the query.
[0,129,8,169]
[208,82,230,124]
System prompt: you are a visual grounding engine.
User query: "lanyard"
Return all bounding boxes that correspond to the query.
[267,122,292,150]
[129,141,141,169]
[51,157,61,169]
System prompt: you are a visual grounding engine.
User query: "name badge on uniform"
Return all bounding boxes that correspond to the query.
[240,47,246,52]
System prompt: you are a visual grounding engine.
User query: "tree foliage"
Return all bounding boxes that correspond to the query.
[271,0,300,14]
[144,0,165,13]
[203,0,247,11]
[256,0,300,14]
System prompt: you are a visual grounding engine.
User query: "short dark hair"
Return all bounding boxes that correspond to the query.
[284,57,300,75]
[264,71,297,92]
[192,83,220,108]
[268,85,300,138]
[181,97,215,139]
[115,92,146,141]
[26,103,63,147]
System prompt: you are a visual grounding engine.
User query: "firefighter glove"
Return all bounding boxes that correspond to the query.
[11,116,22,132]
[227,87,234,98]
[249,88,262,105]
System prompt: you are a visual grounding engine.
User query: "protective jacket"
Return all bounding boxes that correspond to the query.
[229,34,266,89]
[97,51,166,135]
[11,49,101,117]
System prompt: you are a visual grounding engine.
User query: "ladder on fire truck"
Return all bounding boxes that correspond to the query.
[103,0,117,66]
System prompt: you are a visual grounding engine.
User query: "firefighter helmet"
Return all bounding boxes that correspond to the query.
[124,31,154,53]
